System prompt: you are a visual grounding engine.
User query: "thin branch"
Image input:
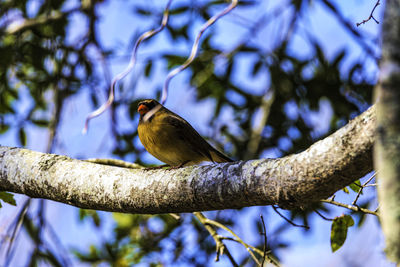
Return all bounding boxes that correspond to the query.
[321,0,378,59]
[217,236,263,256]
[5,8,80,34]
[193,212,238,266]
[352,172,376,205]
[321,199,379,216]
[38,199,46,239]
[83,0,173,134]
[46,88,64,154]
[168,213,181,221]
[260,214,268,267]
[46,222,73,267]
[374,205,379,213]
[198,214,261,266]
[272,206,310,229]
[193,9,280,92]
[245,90,275,160]
[356,0,381,27]
[84,158,143,169]
[314,210,334,221]
[218,236,280,267]
[160,0,238,104]
[2,199,31,265]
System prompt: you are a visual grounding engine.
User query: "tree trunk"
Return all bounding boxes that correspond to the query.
[375,0,400,263]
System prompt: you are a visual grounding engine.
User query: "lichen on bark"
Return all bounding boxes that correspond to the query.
[0,105,375,214]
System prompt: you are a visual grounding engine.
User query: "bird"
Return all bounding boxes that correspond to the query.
[137,99,233,168]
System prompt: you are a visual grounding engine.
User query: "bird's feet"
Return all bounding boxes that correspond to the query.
[144,164,169,170]
[168,161,190,170]
[144,161,190,170]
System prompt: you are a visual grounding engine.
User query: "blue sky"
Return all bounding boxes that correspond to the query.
[0,0,394,266]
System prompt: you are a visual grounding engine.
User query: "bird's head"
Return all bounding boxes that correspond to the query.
[137,99,162,121]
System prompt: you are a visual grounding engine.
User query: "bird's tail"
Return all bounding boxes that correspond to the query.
[210,148,233,163]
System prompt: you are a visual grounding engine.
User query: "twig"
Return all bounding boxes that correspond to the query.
[168,213,181,221]
[38,199,46,240]
[193,8,283,93]
[219,236,280,267]
[245,90,275,160]
[84,158,143,169]
[197,213,261,266]
[356,0,380,27]
[160,0,238,104]
[260,214,267,267]
[374,205,379,213]
[217,236,263,255]
[320,0,378,60]
[2,199,31,265]
[46,88,64,154]
[321,199,379,216]
[314,210,334,221]
[272,206,310,229]
[46,222,73,267]
[352,172,376,205]
[6,7,80,34]
[83,0,173,133]
[193,212,238,266]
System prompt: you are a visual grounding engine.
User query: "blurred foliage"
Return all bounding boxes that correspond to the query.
[0,0,380,266]
[79,209,102,227]
[0,191,16,207]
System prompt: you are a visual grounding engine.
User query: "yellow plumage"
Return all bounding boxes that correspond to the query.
[137,99,233,167]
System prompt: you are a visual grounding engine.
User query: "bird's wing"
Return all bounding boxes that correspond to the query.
[161,113,215,162]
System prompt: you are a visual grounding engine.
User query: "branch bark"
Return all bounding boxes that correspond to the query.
[0,106,375,213]
[374,0,400,262]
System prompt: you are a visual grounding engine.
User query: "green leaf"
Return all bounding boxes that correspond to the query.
[79,209,101,227]
[18,127,27,146]
[349,180,362,193]
[342,187,349,194]
[331,214,354,252]
[0,124,10,134]
[31,119,49,127]
[170,6,189,15]
[134,6,152,16]
[144,59,153,77]
[251,59,263,76]
[0,191,17,206]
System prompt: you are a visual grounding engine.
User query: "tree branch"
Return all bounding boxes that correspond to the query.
[0,105,375,213]
[196,213,261,265]
[193,212,238,266]
[356,0,381,27]
[5,8,80,34]
[320,199,378,216]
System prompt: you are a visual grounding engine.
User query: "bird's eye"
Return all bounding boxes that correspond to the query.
[138,104,149,115]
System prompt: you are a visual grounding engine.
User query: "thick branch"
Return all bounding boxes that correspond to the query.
[0,106,375,213]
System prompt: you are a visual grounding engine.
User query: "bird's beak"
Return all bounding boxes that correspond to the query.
[138,104,149,116]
